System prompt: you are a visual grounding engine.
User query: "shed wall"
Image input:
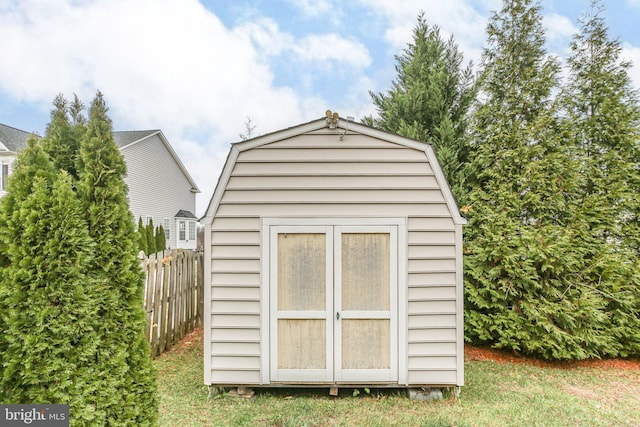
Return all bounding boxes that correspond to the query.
[207,131,461,385]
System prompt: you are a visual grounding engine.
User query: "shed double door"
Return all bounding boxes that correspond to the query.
[269,225,398,383]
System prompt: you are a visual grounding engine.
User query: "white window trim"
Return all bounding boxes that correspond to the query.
[178,220,186,242]
[163,218,171,240]
[188,221,196,241]
[1,163,9,192]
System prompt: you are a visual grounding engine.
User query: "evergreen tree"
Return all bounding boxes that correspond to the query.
[146,218,156,255]
[561,0,640,356]
[41,94,86,180]
[0,172,106,425]
[366,12,476,202]
[462,0,613,359]
[138,216,148,255]
[0,140,57,399]
[155,225,167,253]
[0,137,56,268]
[77,92,158,424]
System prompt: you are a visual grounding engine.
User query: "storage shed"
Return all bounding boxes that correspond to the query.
[201,115,466,390]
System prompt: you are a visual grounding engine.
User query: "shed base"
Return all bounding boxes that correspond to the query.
[207,385,462,400]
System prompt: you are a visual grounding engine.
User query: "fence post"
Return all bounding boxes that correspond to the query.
[151,253,163,357]
[143,253,154,343]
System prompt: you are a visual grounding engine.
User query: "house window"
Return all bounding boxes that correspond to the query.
[1,164,8,191]
[145,216,153,225]
[189,221,196,241]
[179,221,186,241]
[164,218,170,240]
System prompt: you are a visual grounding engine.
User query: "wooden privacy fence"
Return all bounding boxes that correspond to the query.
[141,249,204,358]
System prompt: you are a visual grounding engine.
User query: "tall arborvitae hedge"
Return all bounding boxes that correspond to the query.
[138,216,149,255]
[561,0,640,356]
[464,0,639,359]
[77,92,157,424]
[155,225,167,253]
[464,0,605,360]
[41,94,85,180]
[137,218,167,256]
[0,139,57,399]
[146,218,156,255]
[0,172,105,425]
[1,93,158,423]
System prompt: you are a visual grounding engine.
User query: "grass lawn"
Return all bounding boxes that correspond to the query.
[155,329,640,427]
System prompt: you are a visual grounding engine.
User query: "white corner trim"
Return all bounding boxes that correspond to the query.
[203,223,212,385]
[423,145,467,225]
[260,220,271,384]
[455,223,465,386]
[201,145,239,224]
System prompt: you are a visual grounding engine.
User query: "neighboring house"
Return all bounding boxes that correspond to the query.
[200,115,466,391]
[0,123,33,197]
[0,123,200,250]
[113,130,200,250]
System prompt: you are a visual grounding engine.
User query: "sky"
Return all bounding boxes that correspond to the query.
[1,0,639,216]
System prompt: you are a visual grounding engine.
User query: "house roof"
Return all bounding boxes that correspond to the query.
[113,130,159,148]
[0,123,36,152]
[114,129,200,193]
[174,209,197,219]
[0,123,200,193]
[201,116,467,225]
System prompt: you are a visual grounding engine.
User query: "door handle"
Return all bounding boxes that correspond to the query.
[336,312,340,320]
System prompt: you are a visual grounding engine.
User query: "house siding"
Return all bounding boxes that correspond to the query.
[207,130,463,386]
[121,134,196,249]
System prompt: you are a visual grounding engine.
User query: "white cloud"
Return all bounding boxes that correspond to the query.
[0,0,374,215]
[283,0,336,18]
[292,34,371,68]
[354,0,488,66]
[626,0,640,8]
[543,13,578,59]
[239,19,371,68]
[236,17,294,56]
[622,42,640,90]
[0,0,301,136]
[544,13,577,42]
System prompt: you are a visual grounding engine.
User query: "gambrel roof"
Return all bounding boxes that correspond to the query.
[201,116,466,225]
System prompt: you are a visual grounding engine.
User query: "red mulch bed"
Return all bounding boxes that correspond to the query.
[169,328,639,371]
[465,344,640,370]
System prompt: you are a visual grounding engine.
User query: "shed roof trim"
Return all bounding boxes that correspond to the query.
[201,117,467,225]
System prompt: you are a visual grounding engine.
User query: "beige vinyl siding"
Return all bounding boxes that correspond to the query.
[407,214,458,384]
[121,134,196,249]
[208,130,462,386]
